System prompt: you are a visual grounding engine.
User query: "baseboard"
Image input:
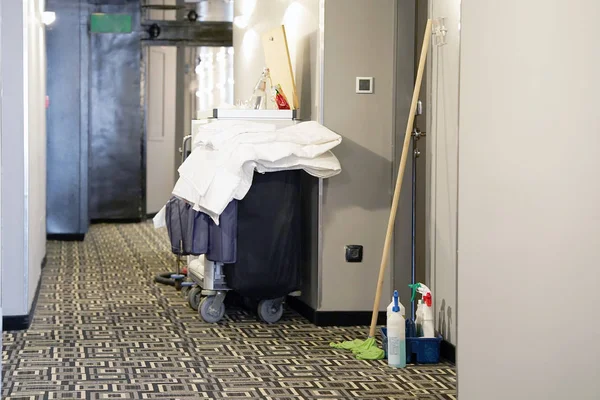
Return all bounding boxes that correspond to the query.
[146,212,157,219]
[41,255,47,270]
[47,233,85,241]
[287,296,386,327]
[440,339,456,364]
[287,295,314,321]
[91,218,144,224]
[3,265,43,332]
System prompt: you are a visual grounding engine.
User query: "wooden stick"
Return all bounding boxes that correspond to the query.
[369,19,433,338]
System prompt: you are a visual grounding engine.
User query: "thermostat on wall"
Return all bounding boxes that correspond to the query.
[356,77,374,94]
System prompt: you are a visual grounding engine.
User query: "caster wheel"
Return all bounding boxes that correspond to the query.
[257,299,284,324]
[181,286,190,298]
[187,287,202,311]
[188,10,198,22]
[199,296,225,323]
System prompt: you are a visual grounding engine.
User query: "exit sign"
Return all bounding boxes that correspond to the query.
[90,13,132,33]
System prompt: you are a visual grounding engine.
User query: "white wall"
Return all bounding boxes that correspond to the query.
[426,0,460,345]
[457,0,600,398]
[1,0,46,317]
[233,0,320,121]
[25,0,47,310]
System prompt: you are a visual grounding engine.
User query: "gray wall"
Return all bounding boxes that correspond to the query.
[89,0,144,220]
[426,0,460,345]
[457,0,600,398]
[393,0,418,311]
[0,0,25,316]
[46,0,89,236]
[320,0,412,311]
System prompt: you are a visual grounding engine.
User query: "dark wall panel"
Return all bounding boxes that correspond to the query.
[89,0,144,220]
[46,0,90,235]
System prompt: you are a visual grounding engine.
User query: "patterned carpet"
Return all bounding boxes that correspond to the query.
[2,223,456,399]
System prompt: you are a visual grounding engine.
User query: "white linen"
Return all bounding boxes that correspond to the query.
[155,120,342,227]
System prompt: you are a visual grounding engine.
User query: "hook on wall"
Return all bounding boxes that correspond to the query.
[432,17,448,47]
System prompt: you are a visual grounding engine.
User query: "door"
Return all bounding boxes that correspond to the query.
[146,45,177,215]
[145,0,177,215]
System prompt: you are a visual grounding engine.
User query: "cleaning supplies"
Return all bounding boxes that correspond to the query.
[415,299,424,337]
[421,291,435,338]
[387,292,406,319]
[387,290,406,368]
[249,67,273,109]
[409,283,435,338]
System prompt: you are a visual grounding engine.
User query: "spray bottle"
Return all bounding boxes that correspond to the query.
[387,291,406,320]
[409,283,435,338]
[387,290,406,368]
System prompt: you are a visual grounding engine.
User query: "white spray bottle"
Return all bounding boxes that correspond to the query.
[409,283,435,338]
[387,290,406,368]
[387,292,406,320]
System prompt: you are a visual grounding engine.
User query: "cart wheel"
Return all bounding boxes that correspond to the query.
[187,287,202,311]
[258,299,284,324]
[199,296,225,323]
[181,285,190,298]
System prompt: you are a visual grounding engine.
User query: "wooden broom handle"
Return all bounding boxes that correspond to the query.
[369,19,433,338]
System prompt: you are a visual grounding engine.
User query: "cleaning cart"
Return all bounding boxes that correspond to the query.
[177,109,303,324]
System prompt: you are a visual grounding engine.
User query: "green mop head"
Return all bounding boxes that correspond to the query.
[330,337,385,360]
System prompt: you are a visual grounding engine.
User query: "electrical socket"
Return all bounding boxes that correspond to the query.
[345,245,363,263]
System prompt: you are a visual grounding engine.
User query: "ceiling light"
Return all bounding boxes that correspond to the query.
[42,11,56,25]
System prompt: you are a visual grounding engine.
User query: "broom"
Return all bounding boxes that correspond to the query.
[331,19,433,360]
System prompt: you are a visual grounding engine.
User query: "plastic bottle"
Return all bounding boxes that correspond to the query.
[421,292,435,338]
[387,290,406,319]
[415,299,424,337]
[387,291,406,368]
[249,67,272,110]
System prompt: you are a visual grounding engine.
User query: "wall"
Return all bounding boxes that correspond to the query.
[1,0,46,316]
[25,0,47,310]
[392,0,417,312]
[233,0,320,122]
[46,0,90,237]
[426,0,460,345]
[1,0,26,316]
[88,0,143,220]
[320,0,403,312]
[457,0,600,398]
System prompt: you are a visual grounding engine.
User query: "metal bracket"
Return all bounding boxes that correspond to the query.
[412,128,426,140]
[140,20,232,47]
[415,100,423,116]
[180,135,192,163]
[209,291,227,312]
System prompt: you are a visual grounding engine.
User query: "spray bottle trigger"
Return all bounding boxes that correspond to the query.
[423,292,432,307]
[408,283,420,302]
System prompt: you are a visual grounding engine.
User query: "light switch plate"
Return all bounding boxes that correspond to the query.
[356,77,374,94]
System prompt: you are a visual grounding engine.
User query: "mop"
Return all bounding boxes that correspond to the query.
[330,19,433,360]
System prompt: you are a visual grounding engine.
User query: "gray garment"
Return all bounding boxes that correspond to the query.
[165,196,237,263]
[206,200,237,263]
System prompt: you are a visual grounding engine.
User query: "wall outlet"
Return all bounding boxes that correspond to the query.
[345,245,363,262]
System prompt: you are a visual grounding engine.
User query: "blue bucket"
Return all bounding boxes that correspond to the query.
[381,323,442,364]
